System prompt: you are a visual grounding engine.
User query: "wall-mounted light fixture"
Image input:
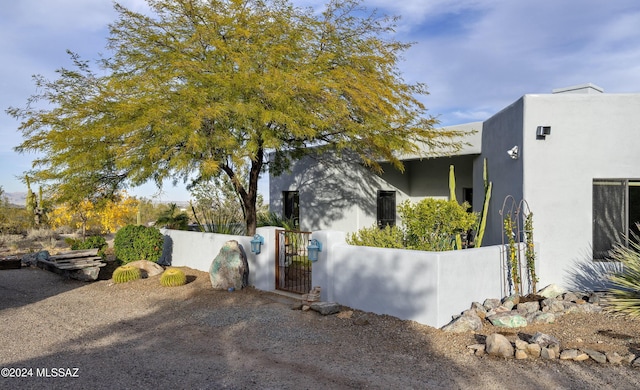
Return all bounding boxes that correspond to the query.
[507,145,519,160]
[307,238,323,262]
[250,234,264,254]
[536,126,551,140]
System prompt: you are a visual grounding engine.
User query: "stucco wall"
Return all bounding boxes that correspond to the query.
[270,152,479,234]
[161,228,506,328]
[474,98,525,248]
[520,93,640,289]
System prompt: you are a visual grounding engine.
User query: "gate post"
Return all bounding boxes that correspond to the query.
[251,227,278,291]
[310,230,346,302]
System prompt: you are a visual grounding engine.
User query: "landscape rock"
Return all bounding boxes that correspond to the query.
[529,312,556,324]
[560,349,580,360]
[353,314,371,326]
[485,333,514,358]
[209,240,249,290]
[606,352,624,364]
[127,260,164,278]
[574,353,590,361]
[529,332,561,349]
[541,298,565,313]
[516,301,540,315]
[69,267,101,282]
[514,349,528,359]
[525,343,541,358]
[487,312,527,328]
[441,312,483,333]
[541,347,556,359]
[310,302,341,316]
[582,348,607,364]
[537,284,566,299]
[482,298,501,311]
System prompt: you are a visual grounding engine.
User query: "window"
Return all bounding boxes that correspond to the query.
[377,190,396,228]
[283,191,299,228]
[593,179,640,260]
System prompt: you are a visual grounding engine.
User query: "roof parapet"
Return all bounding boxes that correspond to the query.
[552,83,604,94]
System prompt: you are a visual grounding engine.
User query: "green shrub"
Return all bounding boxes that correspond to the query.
[347,198,478,252]
[399,198,477,251]
[605,240,640,317]
[112,265,142,284]
[68,235,107,250]
[160,268,187,287]
[114,225,164,264]
[347,225,405,249]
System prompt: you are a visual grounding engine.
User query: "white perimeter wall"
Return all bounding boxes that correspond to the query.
[161,228,508,329]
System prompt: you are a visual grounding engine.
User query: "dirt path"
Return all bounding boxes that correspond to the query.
[1,267,639,389]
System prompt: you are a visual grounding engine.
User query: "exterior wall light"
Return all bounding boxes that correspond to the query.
[507,145,519,160]
[536,126,551,140]
[250,234,264,254]
[307,239,323,262]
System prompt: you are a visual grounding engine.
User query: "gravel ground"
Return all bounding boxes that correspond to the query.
[1,266,640,389]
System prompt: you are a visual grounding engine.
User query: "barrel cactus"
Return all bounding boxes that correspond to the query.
[160,268,187,287]
[112,265,142,284]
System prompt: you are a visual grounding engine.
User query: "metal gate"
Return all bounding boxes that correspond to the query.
[276,230,312,294]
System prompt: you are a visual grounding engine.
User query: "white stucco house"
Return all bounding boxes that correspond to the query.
[269,83,640,289]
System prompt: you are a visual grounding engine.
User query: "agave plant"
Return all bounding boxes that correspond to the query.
[605,238,640,317]
[112,265,142,284]
[160,268,187,287]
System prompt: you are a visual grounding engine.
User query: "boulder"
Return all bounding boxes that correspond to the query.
[537,284,566,299]
[127,260,164,278]
[516,301,540,315]
[441,312,483,333]
[209,240,249,290]
[487,312,527,328]
[529,332,560,349]
[485,333,514,358]
[582,348,607,364]
[482,298,501,311]
[310,302,341,316]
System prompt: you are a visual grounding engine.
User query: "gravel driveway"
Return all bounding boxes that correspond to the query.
[1,267,639,389]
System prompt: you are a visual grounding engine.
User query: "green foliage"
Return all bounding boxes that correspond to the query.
[475,158,492,248]
[257,211,297,230]
[160,268,187,287]
[348,198,477,251]
[605,238,640,317]
[114,225,164,264]
[155,203,189,230]
[448,165,463,249]
[9,0,468,236]
[112,265,142,284]
[524,212,538,292]
[504,215,520,296]
[399,198,477,251]
[347,224,405,249]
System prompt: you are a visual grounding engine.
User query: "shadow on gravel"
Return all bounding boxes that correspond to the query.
[2,267,640,389]
[0,267,86,311]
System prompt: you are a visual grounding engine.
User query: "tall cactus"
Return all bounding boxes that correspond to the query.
[475,158,492,247]
[448,165,463,250]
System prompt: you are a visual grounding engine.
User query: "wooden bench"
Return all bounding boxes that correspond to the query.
[37,249,106,281]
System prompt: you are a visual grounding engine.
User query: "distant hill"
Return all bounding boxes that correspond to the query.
[4,192,26,207]
[1,192,188,208]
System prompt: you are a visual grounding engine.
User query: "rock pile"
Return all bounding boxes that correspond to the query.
[442,284,640,366]
[442,284,604,333]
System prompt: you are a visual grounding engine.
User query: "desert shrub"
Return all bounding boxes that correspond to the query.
[160,268,187,287]
[112,265,142,284]
[68,235,107,251]
[114,225,164,264]
[605,240,640,317]
[399,198,477,251]
[347,225,405,249]
[347,198,477,251]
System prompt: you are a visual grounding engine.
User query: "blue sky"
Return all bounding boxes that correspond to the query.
[2,0,640,202]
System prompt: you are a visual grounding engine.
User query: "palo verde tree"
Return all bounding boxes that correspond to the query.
[8,0,468,235]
